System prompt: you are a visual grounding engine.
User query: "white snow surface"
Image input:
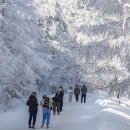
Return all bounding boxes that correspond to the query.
[0,93,130,130]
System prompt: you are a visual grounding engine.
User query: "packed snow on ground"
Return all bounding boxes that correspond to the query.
[0,93,130,130]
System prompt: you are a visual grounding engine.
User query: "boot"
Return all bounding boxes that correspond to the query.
[53,112,56,115]
[41,123,44,128]
[32,125,35,129]
[57,112,60,115]
[28,125,32,128]
[46,125,49,129]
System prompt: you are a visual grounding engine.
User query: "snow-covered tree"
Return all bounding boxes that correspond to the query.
[1,0,130,107]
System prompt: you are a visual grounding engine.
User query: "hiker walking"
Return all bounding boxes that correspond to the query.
[57,86,64,111]
[40,94,53,128]
[52,92,60,115]
[74,85,80,102]
[26,92,38,129]
[68,87,73,102]
[81,85,87,103]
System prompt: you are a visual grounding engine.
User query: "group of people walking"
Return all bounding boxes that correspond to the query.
[26,86,64,129]
[68,85,87,103]
[26,85,87,129]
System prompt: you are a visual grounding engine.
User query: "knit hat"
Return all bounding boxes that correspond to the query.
[31,92,37,96]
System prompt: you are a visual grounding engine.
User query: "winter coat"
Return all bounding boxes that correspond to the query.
[74,87,80,95]
[81,86,87,95]
[57,87,64,99]
[56,92,64,107]
[40,97,53,109]
[59,91,64,100]
[52,95,60,102]
[26,95,38,112]
[68,89,73,95]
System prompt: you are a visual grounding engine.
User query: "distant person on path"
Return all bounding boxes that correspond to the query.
[74,85,80,102]
[81,85,87,103]
[52,92,60,115]
[40,94,53,128]
[57,86,64,112]
[68,87,73,102]
[26,92,38,129]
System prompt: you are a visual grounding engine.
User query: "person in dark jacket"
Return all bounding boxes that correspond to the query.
[52,93,60,115]
[58,86,64,112]
[81,85,87,103]
[26,92,38,129]
[74,85,80,102]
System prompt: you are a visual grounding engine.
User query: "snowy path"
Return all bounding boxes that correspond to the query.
[0,93,130,130]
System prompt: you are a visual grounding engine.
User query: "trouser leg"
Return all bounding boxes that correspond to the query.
[75,94,78,102]
[60,100,63,111]
[81,95,83,103]
[32,111,37,126]
[53,102,56,115]
[42,109,47,125]
[46,109,51,126]
[69,95,72,102]
[84,94,86,103]
[29,112,33,126]
[69,95,71,102]
[56,102,60,114]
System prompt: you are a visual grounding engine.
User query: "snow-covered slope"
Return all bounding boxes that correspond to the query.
[1,0,130,107]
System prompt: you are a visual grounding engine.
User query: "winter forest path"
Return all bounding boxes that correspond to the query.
[0,93,130,130]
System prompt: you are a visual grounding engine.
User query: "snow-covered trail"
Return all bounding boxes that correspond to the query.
[0,93,130,130]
